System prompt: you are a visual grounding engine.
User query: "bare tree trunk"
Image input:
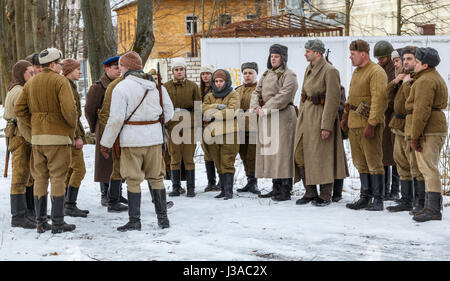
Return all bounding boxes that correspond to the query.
[24,0,34,54]
[345,0,354,36]
[14,0,26,60]
[0,0,10,104]
[57,0,67,57]
[81,0,117,82]
[33,0,50,51]
[133,0,155,66]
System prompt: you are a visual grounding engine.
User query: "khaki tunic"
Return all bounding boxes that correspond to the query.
[4,85,32,195]
[346,61,388,174]
[201,86,214,162]
[202,90,240,174]
[15,68,77,199]
[405,67,448,193]
[85,73,113,183]
[164,79,202,171]
[66,80,86,188]
[381,60,396,166]
[236,84,258,174]
[250,67,298,179]
[293,58,349,185]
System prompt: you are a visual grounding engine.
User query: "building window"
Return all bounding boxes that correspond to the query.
[219,14,232,26]
[119,22,123,42]
[186,15,198,35]
[247,14,257,20]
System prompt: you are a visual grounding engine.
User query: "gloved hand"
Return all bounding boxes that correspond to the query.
[217,104,227,110]
[364,123,375,138]
[411,139,423,152]
[340,112,349,132]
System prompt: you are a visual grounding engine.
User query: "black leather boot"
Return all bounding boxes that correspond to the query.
[148,181,174,209]
[223,173,234,200]
[169,170,182,197]
[387,180,413,212]
[51,196,76,234]
[410,180,425,216]
[332,179,344,202]
[366,174,384,211]
[413,192,442,222]
[346,173,372,210]
[313,183,333,207]
[237,172,260,195]
[25,185,35,220]
[11,194,36,229]
[384,166,391,200]
[186,170,196,197]
[100,182,109,207]
[153,189,170,229]
[388,166,400,200]
[272,178,292,201]
[259,179,281,198]
[35,194,51,233]
[117,192,141,232]
[64,186,89,217]
[119,182,128,204]
[204,161,220,192]
[107,180,129,213]
[296,185,318,205]
[215,174,226,199]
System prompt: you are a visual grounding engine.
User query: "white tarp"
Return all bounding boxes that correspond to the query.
[201,36,450,105]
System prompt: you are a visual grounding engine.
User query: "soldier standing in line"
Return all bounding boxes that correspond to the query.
[4,60,36,229]
[342,40,388,211]
[61,59,90,218]
[85,56,121,207]
[405,47,447,222]
[15,48,77,234]
[294,40,348,207]
[374,40,400,201]
[386,46,424,213]
[236,62,260,195]
[202,69,240,200]
[200,64,221,192]
[164,58,202,198]
[250,44,298,202]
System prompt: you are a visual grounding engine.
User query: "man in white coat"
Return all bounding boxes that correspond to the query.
[100,52,174,232]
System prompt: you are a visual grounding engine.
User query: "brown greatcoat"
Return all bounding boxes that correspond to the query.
[250,66,298,179]
[381,60,396,165]
[85,73,114,183]
[294,58,349,185]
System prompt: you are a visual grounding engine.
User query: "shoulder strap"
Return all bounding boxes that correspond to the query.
[126,89,149,123]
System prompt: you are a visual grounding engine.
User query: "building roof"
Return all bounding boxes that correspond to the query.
[198,13,343,38]
[113,0,137,12]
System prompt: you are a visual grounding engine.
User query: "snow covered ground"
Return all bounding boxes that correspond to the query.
[0,110,449,261]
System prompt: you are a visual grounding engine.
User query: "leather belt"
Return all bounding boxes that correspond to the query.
[124,120,160,125]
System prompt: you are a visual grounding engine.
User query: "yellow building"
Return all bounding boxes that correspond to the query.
[115,0,271,58]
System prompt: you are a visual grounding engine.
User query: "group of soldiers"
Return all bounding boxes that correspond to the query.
[4,37,447,234]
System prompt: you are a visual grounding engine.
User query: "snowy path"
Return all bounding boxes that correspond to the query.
[0,111,449,261]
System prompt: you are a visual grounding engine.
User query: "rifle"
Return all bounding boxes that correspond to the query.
[4,137,10,178]
[325,49,331,64]
[157,63,167,157]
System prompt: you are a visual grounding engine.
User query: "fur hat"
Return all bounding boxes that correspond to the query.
[415,47,440,68]
[402,46,417,57]
[305,39,325,54]
[391,50,400,60]
[241,62,258,74]
[267,44,288,69]
[349,40,370,53]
